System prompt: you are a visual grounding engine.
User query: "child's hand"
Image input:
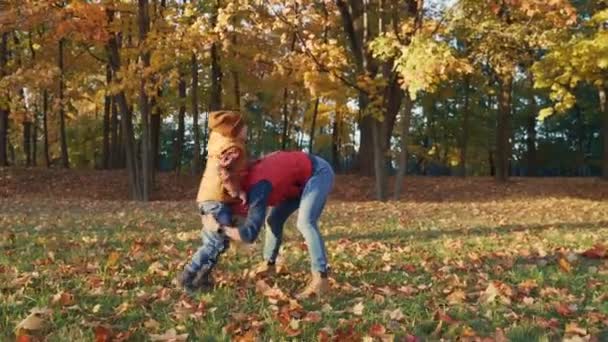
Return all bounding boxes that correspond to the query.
[238,191,247,205]
[201,214,221,232]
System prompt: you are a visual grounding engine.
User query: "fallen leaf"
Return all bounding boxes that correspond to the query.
[144,319,161,331]
[564,322,587,336]
[352,302,364,316]
[106,251,120,268]
[14,307,52,334]
[94,325,112,342]
[51,291,75,307]
[558,258,572,273]
[581,244,607,259]
[148,261,169,277]
[447,289,466,304]
[369,323,386,337]
[303,311,322,323]
[555,303,573,316]
[149,328,188,341]
[389,308,405,322]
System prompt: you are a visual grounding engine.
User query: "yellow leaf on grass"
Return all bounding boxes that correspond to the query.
[106,252,120,268]
[559,258,572,273]
[447,289,466,304]
[564,322,587,336]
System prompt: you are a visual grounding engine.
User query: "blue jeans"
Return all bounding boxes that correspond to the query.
[186,201,231,274]
[262,155,334,273]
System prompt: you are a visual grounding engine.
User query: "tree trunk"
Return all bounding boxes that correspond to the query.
[495,74,512,182]
[151,96,161,171]
[42,90,50,167]
[191,54,201,174]
[600,86,608,180]
[358,116,374,176]
[459,77,470,177]
[23,121,32,167]
[107,9,141,199]
[281,88,289,150]
[308,98,319,153]
[209,43,222,110]
[110,97,119,168]
[58,38,69,169]
[138,0,152,201]
[175,72,186,172]
[209,0,223,112]
[372,118,387,200]
[574,104,586,176]
[31,103,38,166]
[0,32,7,167]
[394,92,412,199]
[102,64,112,169]
[526,93,538,177]
[331,108,340,171]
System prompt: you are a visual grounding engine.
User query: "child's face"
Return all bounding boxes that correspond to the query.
[237,125,248,140]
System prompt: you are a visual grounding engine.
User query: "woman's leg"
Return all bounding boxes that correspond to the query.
[262,198,300,264]
[296,157,334,273]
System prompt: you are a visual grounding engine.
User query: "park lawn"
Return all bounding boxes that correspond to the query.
[2,179,608,341]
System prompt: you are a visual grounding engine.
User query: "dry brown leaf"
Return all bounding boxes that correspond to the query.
[303,311,322,323]
[14,308,53,334]
[352,302,364,316]
[51,291,75,307]
[94,324,112,342]
[581,244,607,259]
[149,328,188,341]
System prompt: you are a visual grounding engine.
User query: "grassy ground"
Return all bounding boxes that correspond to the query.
[1,170,608,341]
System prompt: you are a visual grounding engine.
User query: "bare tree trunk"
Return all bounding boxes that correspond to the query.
[58,38,69,168]
[308,98,319,152]
[331,108,340,171]
[23,121,32,167]
[394,92,412,198]
[209,0,223,112]
[526,92,538,176]
[32,102,38,166]
[574,104,585,176]
[459,77,470,177]
[191,55,201,174]
[174,72,186,172]
[372,118,387,200]
[495,74,512,182]
[600,86,608,180]
[151,94,161,171]
[42,90,50,167]
[107,10,141,199]
[102,64,112,169]
[281,88,289,150]
[110,97,119,168]
[0,32,7,167]
[138,0,152,201]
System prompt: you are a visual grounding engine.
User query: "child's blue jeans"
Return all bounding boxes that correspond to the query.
[185,201,231,275]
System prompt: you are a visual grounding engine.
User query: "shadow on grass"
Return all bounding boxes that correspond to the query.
[325,220,608,242]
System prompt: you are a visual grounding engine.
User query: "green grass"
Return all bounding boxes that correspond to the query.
[1,196,608,341]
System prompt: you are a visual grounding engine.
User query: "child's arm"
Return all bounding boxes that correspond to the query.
[218,146,247,203]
